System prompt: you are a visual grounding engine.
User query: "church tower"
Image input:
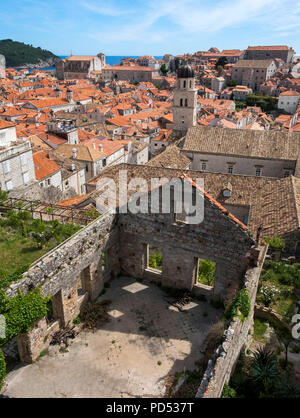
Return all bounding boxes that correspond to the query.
[173,64,197,132]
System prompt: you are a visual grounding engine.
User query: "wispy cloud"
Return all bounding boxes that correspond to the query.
[88,0,300,46]
[81,0,132,17]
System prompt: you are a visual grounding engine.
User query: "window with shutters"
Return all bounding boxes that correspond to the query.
[23,172,29,184]
[5,180,13,191]
[20,154,27,167]
[3,160,10,174]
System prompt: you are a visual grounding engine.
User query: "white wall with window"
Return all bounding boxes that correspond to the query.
[0,146,36,191]
[185,152,295,179]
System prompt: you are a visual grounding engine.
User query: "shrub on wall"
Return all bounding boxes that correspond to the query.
[224,288,251,322]
[0,288,49,346]
[265,237,285,250]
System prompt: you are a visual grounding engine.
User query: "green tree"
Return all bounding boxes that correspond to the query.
[227,80,238,87]
[215,57,228,69]
[197,260,216,286]
[160,64,169,76]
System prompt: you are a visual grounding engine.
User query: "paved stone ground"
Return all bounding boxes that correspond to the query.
[4,276,222,398]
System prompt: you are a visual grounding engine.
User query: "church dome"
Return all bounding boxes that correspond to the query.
[177,64,194,78]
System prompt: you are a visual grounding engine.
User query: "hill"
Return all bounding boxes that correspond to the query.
[0,39,60,68]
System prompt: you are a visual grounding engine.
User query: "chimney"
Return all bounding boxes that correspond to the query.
[92,142,96,150]
[99,144,103,152]
[72,148,78,159]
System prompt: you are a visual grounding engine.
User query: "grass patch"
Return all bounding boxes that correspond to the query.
[257,260,299,319]
[0,212,81,290]
[253,318,268,343]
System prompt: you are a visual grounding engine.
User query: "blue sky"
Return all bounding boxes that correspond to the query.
[0,0,299,56]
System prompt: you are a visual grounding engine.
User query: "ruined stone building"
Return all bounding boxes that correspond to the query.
[4,168,266,399]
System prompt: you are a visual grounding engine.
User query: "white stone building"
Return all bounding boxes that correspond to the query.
[0,121,36,191]
[278,91,300,114]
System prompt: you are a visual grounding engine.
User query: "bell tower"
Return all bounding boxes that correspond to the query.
[173,64,197,132]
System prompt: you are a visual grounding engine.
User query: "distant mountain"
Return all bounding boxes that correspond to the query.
[0,39,61,68]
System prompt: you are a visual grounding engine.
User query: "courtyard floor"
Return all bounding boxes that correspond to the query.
[4,276,222,398]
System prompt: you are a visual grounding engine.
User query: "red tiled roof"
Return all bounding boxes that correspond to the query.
[0,120,15,129]
[33,150,60,180]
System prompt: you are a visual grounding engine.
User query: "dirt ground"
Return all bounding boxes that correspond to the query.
[4,276,222,398]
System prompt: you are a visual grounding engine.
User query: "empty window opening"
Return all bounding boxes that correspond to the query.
[185,99,188,107]
[148,246,162,273]
[180,98,183,107]
[196,259,216,288]
[46,299,54,324]
[101,251,108,272]
[77,272,85,296]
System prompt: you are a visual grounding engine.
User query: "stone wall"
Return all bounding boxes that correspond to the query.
[196,244,268,398]
[5,211,120,362]
[118,196,255,301]
[17,318,60,364]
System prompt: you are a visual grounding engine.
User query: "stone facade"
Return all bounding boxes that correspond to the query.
[102,66,159,83]
[173,75,197,132]
[118,194,254,301]
[231,60,277,91]
[0,137,36,192]
[56,54,106,80]
[278,92,300,114]
[243,46,295,64]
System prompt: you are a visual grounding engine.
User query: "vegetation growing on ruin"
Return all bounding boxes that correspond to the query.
[0,210,81,290]
[0,288,49,346]
[197,260,216,287]
[224,288,251,322]
[0,288,50,389]
[149,248,162,271]
[264,236,285,250]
